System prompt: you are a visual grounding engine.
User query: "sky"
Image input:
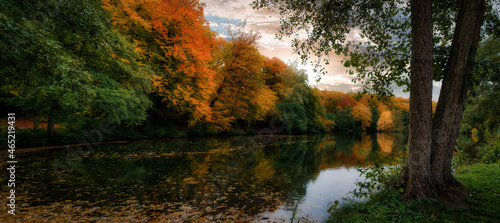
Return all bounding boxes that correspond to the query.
[201,0,443,101]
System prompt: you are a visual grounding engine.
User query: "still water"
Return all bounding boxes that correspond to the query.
[1,133,407,222]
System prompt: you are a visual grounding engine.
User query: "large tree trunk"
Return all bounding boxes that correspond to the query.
[431,0,486,192]
[404,0,436,199]
[404,0,486,201]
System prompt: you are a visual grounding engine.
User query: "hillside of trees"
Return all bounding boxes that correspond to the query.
[0,0,459,147]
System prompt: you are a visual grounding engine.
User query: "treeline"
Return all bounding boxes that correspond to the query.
[0,0,410,146]
[321,91,412,133]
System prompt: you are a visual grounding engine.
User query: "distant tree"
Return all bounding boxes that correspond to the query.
[251,86,279,122]
[352,103,372,130]
[392,109,408,132]
[338,94,356,109]
[369,105,380,131]
[321,91,344,113]
[276,63,326,134]
[262,57,287,93]
[377,111,394,132]
[334,107,355,132]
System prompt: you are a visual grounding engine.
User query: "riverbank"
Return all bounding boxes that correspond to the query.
[328,160,500,222]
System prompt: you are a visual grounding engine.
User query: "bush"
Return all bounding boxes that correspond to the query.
[478,130,500,164]
[349,148,405,199]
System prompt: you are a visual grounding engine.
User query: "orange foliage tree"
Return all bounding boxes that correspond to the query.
[339,93,357,109]
[321,91,344,113]
[104,0,217,126]
[262,57,287,94]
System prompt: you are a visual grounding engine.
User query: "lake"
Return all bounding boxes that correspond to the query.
[1,133,407,222]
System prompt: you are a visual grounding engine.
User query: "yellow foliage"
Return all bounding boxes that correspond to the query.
[432,101,438,114]
[377,102,389,115]
[377,111,394,131]
[252,151,276,181]
[321,117,335,131]
[321,90,344,112]
[392,97,410,111]
[253,86,278,121]
[351,133,373,160]
[377,133,394,153]
[353,103,372,130]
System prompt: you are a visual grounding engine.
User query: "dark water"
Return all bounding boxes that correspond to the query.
[1,133,407,222]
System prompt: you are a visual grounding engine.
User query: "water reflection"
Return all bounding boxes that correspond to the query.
[0,133,407,222]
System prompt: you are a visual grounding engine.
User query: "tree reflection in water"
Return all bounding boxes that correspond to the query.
[0,133,407,222]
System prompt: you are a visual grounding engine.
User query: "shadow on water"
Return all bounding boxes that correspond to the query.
[0,133,407,222]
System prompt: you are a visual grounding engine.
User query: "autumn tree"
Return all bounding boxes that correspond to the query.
[377,111,394,132]
[251,86,279,122]
[262,57,287,93]
[253,0,494,200]
[104,0,218,127]
[338,93,356,109]
[321,91,342,113]
[207,28,267,132]
[352,103,372,130]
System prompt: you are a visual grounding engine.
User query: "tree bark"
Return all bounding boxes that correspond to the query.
[431,0,486,192]
[405,0,436,199]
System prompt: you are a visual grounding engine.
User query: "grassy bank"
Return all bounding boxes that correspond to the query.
[328,163,500,222]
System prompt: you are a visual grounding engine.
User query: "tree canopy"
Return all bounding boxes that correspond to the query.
[0,0,152,135]
[253,0,498,200]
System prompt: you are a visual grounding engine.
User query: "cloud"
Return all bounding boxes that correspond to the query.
[200,0,441,100]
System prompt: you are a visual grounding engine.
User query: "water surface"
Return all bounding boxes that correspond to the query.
[0,133,407,222]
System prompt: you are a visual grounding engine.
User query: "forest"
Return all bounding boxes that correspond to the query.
[0,0,436,147]
[1,0,500,221]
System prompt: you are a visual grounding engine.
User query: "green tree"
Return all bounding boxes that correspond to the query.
[333,107,355,132]
[391,109,407,132]
[369,105,380,131]
[253,0,495,199]
[276,63,326,134]
[0,0,152,140]
[461,38,500,135]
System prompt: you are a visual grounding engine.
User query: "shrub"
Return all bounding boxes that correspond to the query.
[349,148,405,199]
[478,130,500,164]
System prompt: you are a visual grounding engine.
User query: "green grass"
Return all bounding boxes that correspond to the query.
[454,163,500,221]
[328,163,500,223]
